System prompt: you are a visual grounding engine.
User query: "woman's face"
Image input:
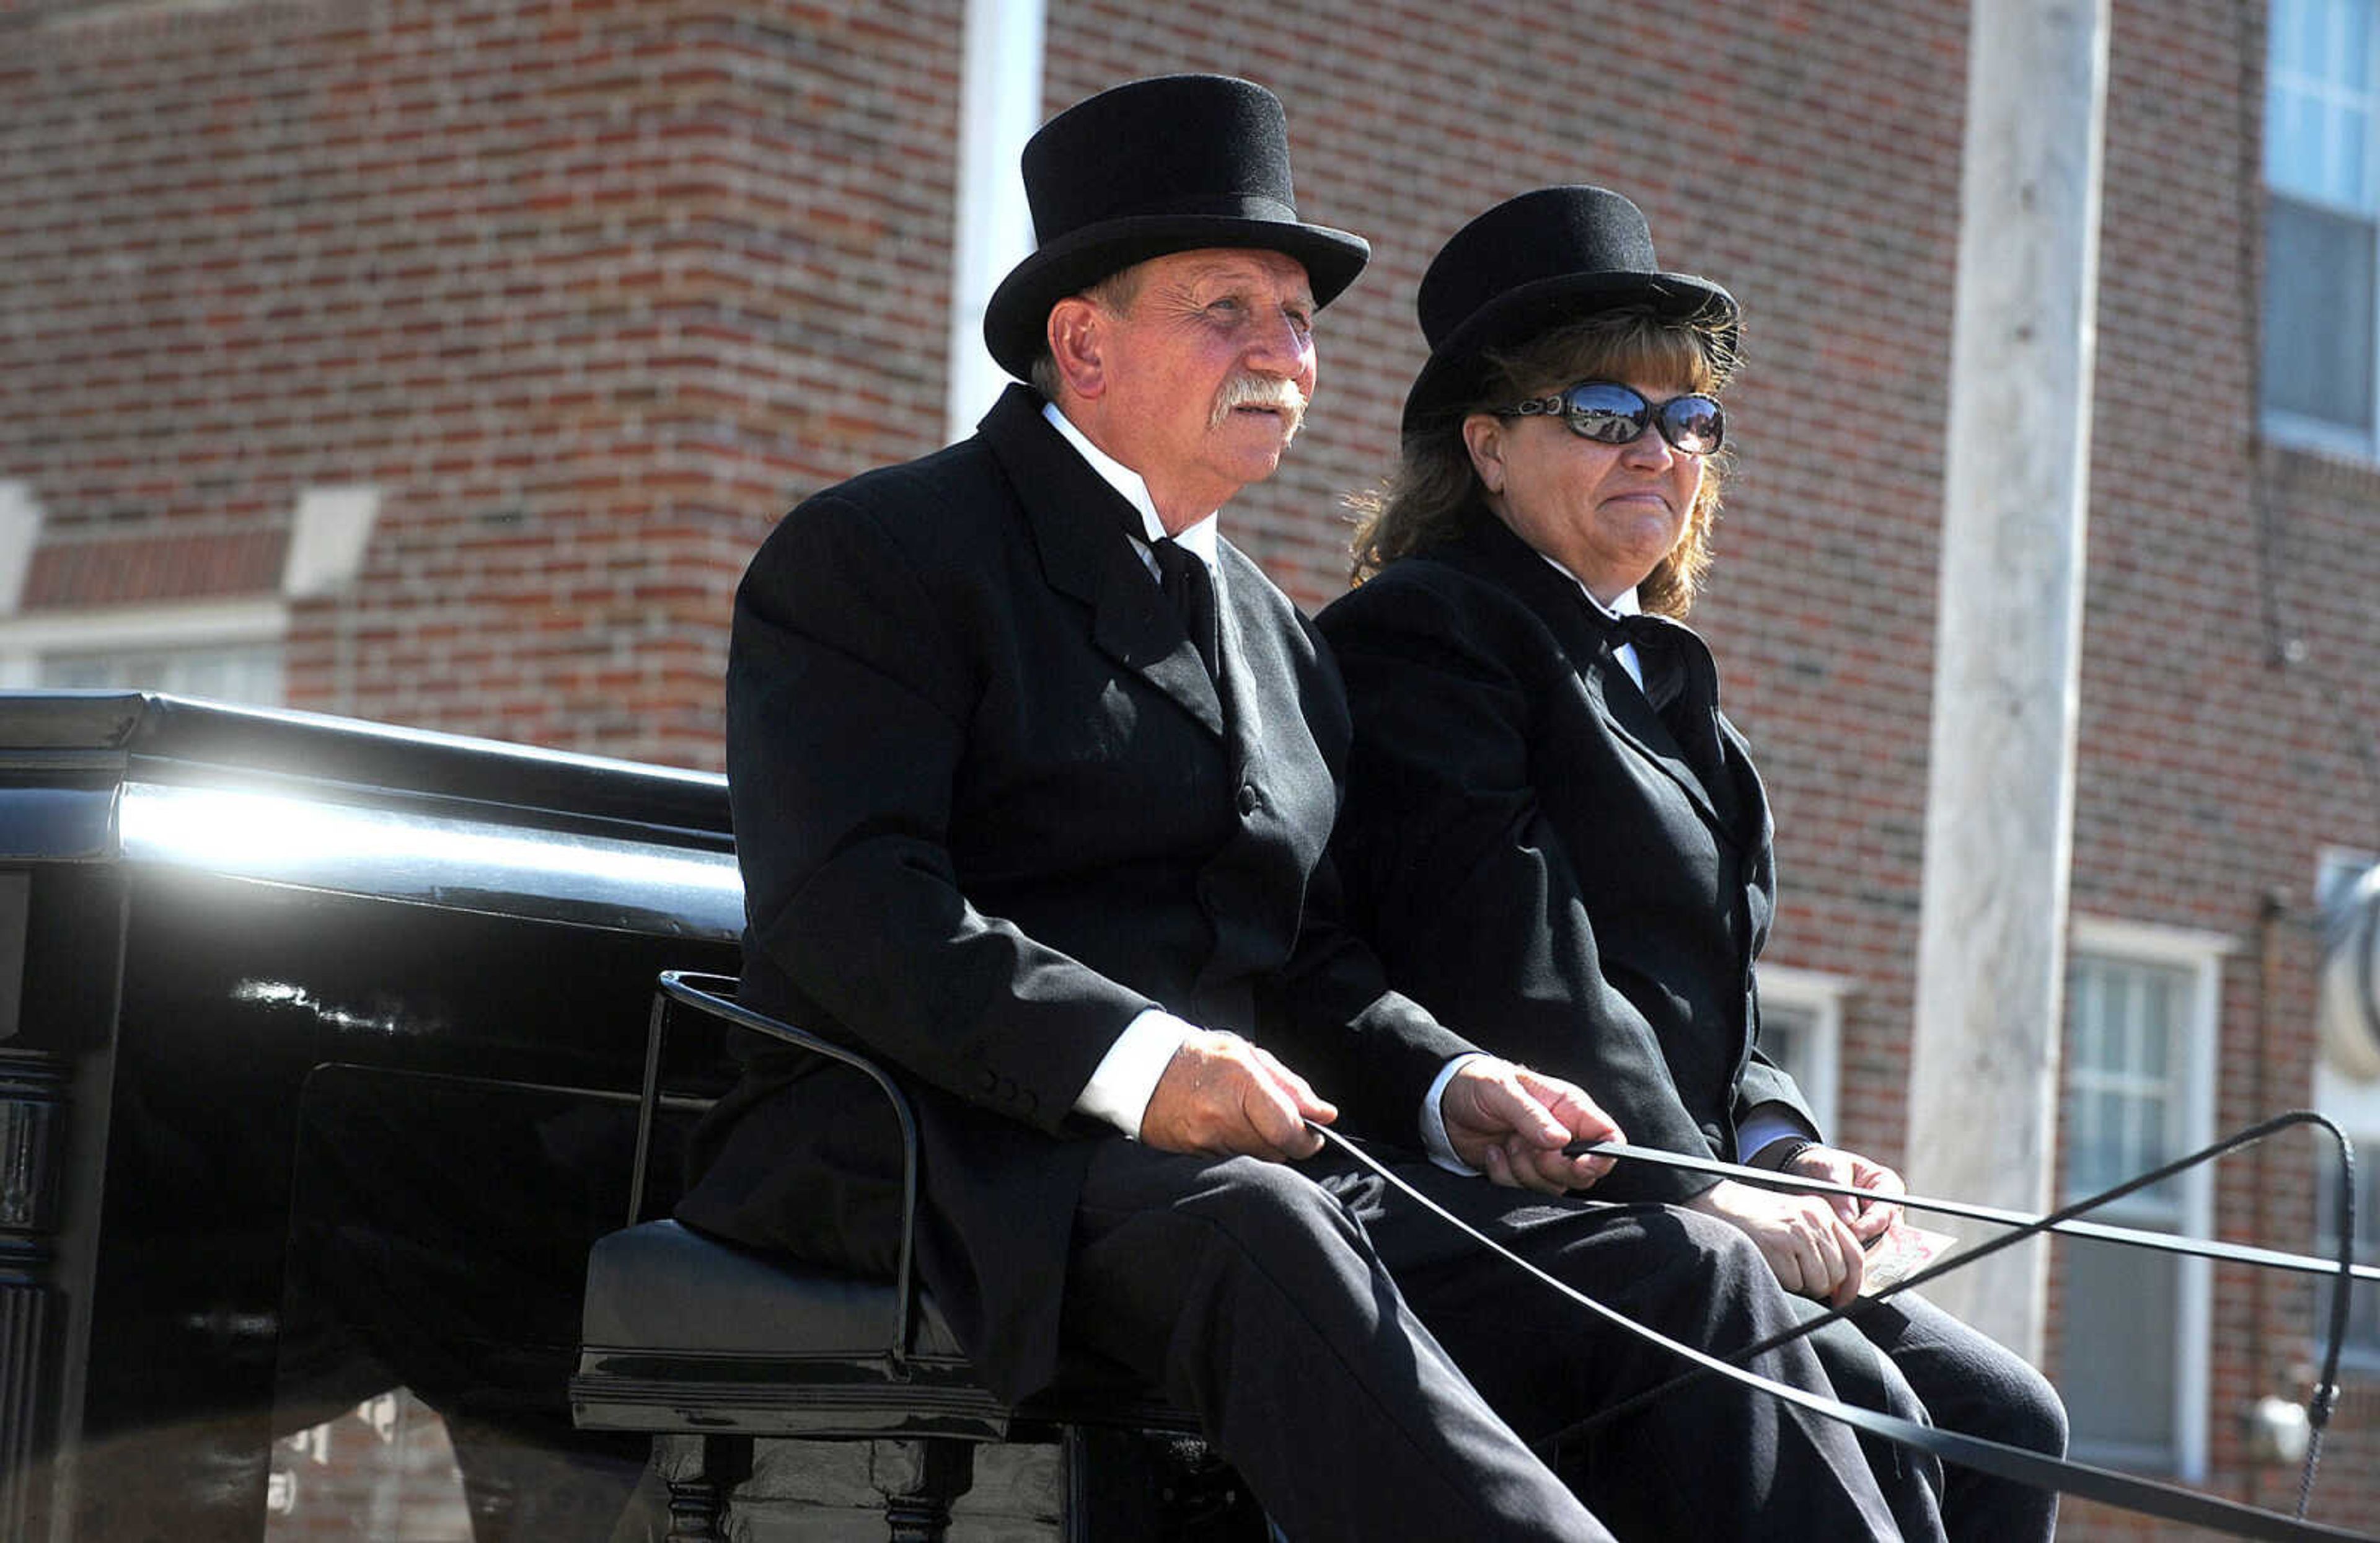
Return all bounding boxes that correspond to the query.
[1463,373,1707,606]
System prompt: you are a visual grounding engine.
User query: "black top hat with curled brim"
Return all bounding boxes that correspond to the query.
[1401,185,1739,435]
[981,74,1372,381]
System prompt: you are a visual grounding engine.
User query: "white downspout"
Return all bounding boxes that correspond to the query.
[945,0,1046,441]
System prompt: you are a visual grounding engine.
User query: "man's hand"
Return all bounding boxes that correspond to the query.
[1686,1179,1866,1306]
[1440,1059,1621,1195]
[1781,1144,1905,1245]
[1140,1030,1335,1161]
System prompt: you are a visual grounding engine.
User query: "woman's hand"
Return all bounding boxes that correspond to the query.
[1686,1178,1866,1306]
[1781,1144,1905,1245]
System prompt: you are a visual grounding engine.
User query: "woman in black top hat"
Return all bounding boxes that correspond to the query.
[1317,185,2068,1543]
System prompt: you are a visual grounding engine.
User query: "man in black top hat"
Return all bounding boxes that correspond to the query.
[678,74,1916,1542]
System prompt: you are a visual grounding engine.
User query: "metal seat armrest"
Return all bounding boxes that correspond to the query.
[646,968,925,1366]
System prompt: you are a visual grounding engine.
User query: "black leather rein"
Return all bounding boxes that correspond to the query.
[1305,1110,2376,1542]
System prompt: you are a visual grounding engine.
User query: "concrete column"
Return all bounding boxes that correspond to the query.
[0,482,42,616]
[1904,0,2112,1359]
[944,0,1045,442]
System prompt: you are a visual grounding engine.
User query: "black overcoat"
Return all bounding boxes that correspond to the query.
[1318,512,1814,1207]
[677,386,1468,1399]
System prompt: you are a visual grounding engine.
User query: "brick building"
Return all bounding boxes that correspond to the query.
[4,0,2378,1537]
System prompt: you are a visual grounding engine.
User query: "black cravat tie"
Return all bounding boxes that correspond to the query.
[1152,536,1221,680]
[1608,612,1688,713]
[1606,611,1735,818]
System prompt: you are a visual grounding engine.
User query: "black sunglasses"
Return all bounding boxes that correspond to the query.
[1494,381,1726,455]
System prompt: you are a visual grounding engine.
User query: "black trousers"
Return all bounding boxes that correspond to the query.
[1062,1143,1913,1543]
[1805,1294,2069,1543]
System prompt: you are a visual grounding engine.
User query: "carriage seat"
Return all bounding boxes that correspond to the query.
[569,971,1236,1543]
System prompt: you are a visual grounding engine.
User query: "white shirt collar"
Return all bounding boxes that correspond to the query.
[1042,400,1221,568]
[1536,551,1641,619]
[1533,554,1646,689]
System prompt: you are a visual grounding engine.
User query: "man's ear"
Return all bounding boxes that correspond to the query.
[1461,413,1509,496]
[1045,296,1108,400]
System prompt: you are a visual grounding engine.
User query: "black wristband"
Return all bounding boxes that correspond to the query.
[1752,1136,1816,1173]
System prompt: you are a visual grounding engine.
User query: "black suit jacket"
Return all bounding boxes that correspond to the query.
[677,385,1469,1399]
[1318,512,1812,1207]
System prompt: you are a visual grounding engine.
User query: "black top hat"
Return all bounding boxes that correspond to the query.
[981,74,1371,381]
[1401,185,1739,434]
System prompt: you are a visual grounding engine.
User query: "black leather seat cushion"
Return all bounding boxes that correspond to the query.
[582,1219,969,1361]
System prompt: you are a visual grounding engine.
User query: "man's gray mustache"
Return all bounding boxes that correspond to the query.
[1211,376,1309,431]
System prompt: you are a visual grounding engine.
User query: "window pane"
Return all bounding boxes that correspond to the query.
[38,643,285,707]
[2268,0,2379,206]
[2313,1156,2380,1353]
[1750,991,1842,1134]
[2061,1239,2181,1462]
[2106,973,2133,1069]
[2264,91,2307,190]
[2350,109,2374,209]
[2263,194,2378,431]
[2063,947,2210,1469]
[1760,1002,1809,1089]
[2140,978,2172,1074]
[2073,1087,2102,1172]
[2277,0,2324,78]
[2351,0,2376,107]
[2068,955,2189,1218]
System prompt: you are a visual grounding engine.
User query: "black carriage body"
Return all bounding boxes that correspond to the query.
[0,691,740,1541]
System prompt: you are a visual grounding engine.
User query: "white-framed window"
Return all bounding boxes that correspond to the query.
[2057,917,2228,1479]
[2313,1129,2380,1366]
[2264,0,2380,456]
[0,598,288,707]
[2313,846,2380,1367]
[1757,965,1846,1137]
[0,483,376,710]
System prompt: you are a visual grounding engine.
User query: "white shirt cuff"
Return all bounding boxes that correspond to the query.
[1421,1053,1492,1174]
[1073,1009,1197,1138]
[1737,1103,1819,1166]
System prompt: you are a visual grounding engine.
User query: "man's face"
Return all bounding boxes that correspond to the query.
[1073,247,1318,527]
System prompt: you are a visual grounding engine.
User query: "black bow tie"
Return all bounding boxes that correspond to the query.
[1597,606,1739,824]
[1602,609,1690,650]
[1602,611,1694,713]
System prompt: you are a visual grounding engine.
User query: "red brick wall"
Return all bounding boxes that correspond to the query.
[6,0,2379,1532]
[2,0,967,766]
